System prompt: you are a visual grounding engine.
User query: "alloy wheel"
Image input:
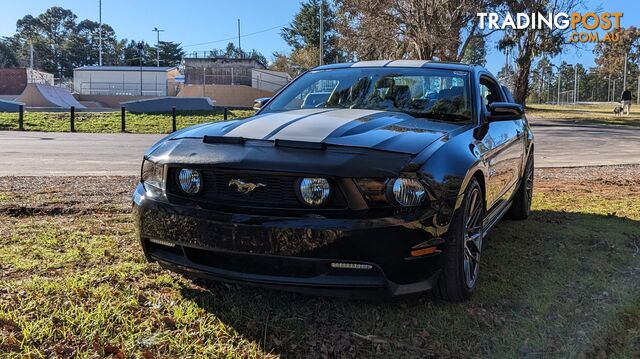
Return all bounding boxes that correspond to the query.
[463,187,483,289]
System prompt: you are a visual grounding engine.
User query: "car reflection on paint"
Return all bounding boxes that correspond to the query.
[133,60,534,301]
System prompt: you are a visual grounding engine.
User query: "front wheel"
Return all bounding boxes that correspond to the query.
[434,177,484,302]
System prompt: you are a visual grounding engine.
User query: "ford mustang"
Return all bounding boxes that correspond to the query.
[133,60,534,301]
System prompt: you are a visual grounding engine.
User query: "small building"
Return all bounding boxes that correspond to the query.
[251,69,292,92]
[183,57,266,86]
[73,66,180,96]
[0,68,54,96]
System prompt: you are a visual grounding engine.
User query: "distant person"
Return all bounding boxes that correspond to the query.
[621,88,632,115]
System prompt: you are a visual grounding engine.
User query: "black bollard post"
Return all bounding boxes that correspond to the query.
[121,106,126,132]
[18,105,24,131]
[172,106,177,132]
[224,107,228,121]
[70,106,75,132]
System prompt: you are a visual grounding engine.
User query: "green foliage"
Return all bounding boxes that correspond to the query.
[207,42,268,66]
[461,36,487,66]
[158,41,185,67]
[9,7,185,76]
[281,0,343,65]
[0,37,19,67]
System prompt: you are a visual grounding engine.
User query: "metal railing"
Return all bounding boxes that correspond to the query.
[77,81,180,96]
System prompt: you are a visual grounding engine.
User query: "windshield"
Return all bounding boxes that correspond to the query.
[261,67,472,123]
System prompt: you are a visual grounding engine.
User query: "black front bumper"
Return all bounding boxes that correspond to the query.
[133,184,445,298]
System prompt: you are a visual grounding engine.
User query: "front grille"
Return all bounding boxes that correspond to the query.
[167,167,348,210]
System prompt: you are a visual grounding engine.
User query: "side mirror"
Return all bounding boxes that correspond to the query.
[253,97,271,111]
[487,102,524,121]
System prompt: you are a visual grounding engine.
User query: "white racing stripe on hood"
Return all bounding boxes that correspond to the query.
[266,109,383,142]
[224,108,327,139]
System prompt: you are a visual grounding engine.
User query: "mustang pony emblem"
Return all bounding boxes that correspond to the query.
[228,179,267,194]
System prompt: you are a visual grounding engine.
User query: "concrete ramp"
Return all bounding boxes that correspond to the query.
[0,98,24,112]
[121,97,215,113]
[16,84,86,109]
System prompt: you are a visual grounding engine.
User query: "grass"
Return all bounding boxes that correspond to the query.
[2,105,639,134]
[0,110,255,134]
[527,103,640,127]
[1,168,639,357]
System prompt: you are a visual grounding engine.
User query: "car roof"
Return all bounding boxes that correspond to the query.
[312,60,486,73]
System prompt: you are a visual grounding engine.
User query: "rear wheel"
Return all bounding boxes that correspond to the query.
[508,154,534,220]
[434,177,484,302]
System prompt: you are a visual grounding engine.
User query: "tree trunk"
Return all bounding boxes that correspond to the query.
[512,31,535,105]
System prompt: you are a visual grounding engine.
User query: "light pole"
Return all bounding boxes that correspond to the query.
[98,0,102,66]
[137,42,144,95]
[573,64,578,104]
[237,19,241,58]
[152,27,164,67]
[557,71,561,105]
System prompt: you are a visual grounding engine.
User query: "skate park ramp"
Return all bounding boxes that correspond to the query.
[16,84,86,109]
[0,98,24,112]
[121,97,215,113]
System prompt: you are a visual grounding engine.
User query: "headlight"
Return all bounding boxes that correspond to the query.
[298,178,331,206]
[391,178,426,206]
[177,168,202,195]
[141,160,164,191]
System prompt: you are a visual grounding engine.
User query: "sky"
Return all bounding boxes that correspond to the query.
[1,0,639,74]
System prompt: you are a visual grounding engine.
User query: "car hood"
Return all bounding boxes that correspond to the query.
[171,108,461,155]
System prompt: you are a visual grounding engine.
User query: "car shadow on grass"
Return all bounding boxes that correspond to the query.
[178,209,640,358]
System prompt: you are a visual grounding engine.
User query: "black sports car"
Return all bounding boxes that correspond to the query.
[133,60,534,301]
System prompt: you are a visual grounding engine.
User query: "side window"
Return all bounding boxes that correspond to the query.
[479,76,503,111]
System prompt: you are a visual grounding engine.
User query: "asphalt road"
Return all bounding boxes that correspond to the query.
[0,120,638,176]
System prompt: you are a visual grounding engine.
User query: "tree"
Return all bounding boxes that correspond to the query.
[0,38,19,67]
[157,41,185,67]
[65,20,121,68]
[208,42,267,65]
[497,0,582,104]
[281,0,344,64]
[497,64,516,94]
[334,0,496,62]
[594,26,640,89]
[11,7,126,76]
[527,57,555,103]
[14,7,77,77]
[123,40,154,66]
[461,36,487,66]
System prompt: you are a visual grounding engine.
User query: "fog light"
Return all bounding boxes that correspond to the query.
[148,238,176,248]
[177,168,202,195]
[298,178,331,206]
[392,178,426,206]
[330,262,373,270]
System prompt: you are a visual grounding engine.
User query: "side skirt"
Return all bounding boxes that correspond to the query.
[482,199,512,238]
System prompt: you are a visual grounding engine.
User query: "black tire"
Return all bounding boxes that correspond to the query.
[434,177,484,302]
[507,154,534,220]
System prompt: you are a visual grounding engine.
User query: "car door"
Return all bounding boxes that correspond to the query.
[477,75,524,212]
